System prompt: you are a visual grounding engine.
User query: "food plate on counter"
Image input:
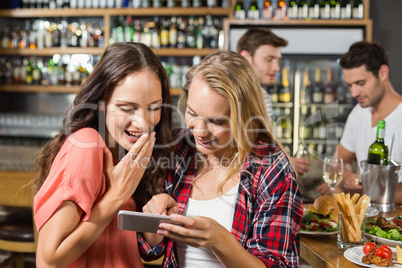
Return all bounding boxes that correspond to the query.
[300,230,337,236]
[344,246,399,268]
[364,216,402,247]
[364,233,402,247]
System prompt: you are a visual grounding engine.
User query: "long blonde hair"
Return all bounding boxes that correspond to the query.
[179,50,288,194]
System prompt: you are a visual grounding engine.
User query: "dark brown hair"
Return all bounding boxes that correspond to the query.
[34,42,173,209]
[236,27,288,56]
[340,41,390,78]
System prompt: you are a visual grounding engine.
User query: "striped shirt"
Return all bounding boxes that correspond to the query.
[138,129,303,267]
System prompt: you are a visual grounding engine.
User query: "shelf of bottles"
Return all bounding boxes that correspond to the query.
[265,58,356,157]
[296,59,354,158]
[233,0,367,22]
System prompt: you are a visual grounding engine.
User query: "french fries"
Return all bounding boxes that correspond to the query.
[334,193,371,243]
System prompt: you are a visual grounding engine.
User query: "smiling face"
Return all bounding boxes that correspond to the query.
[105,70,162,157]
[343,65,385,108]
[185,76,232,160]
[243,44,282,86]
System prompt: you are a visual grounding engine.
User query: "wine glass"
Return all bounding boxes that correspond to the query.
[323,157,343,193]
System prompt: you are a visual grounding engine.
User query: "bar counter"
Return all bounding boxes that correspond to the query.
[301,203,402,267]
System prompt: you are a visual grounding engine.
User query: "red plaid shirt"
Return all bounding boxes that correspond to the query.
[139,129,303,267]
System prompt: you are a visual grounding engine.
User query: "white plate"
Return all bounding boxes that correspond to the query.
[300,230,337,236]
[344,246,400,268]
[364,217,402,247]
[364,233,402,247]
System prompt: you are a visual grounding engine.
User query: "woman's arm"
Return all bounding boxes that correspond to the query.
[157,214,266,268]
[36,133,155,267]
[142,193,179,247]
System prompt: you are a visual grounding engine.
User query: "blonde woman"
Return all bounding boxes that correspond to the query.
[137,50,303,267]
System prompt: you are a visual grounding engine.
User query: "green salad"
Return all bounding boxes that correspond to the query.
[300,211,338,232]
[365,216,402,241]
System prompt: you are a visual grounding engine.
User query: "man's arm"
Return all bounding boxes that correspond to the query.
[395,183,402,205]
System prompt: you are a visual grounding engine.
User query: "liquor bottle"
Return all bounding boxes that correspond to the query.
[299,106,312,139]
[340,0,351,19]
[22,0,29,8]
[132,0,141,8]
[273,107,282,139]
[195,17,204,49]
[234,0,246,20]
[330,0,340,19]
[124,16,134,42]
[288,0,298,20]
[207,0,217,8]
[275,0,287,20]
[317,107,326,139]
[169,17,178,48]
[300,70,312,104]
[70,0,78,8]
[352,0,364,19]
[80,22,89,48]
[247,0,260,20]
[116,16,125,43]
[25,57,33,85]
[160,19,170,48]
[215,19,225,50]
[154,0,162,7]
[32,58,42,85]
[282,108,292,139]
[29,0,36,8]
[141,22,152,47]
[186,16,196,48]
[367,120,389,165]
[266,79,278,103]
[141,0,150,8]
[309,0,320,19]
[177,19,186,49]
[278,67,291,103]
[262,0,273,19]
[181,0,189,7]
[319,0,330,19]
[151,21,161,49]
[133,19,142,43]
[298,0,308,19]
[167,0,175,8]
[202,15,218,48]
[312,68,324,103]
[37,0,44,8]
[324,67,336,103]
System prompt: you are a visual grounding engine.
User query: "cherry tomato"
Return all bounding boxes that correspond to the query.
[363,242,377,255]
[374,247,392,259]
[377,245,392,256]
[319,221,331,229]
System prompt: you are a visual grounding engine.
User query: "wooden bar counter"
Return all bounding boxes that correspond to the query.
[300,204,402,267]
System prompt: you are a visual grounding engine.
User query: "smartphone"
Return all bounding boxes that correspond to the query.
[117,210,184,233]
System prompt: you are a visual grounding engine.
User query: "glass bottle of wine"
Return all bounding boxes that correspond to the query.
[367,120,389,165]
[278,67,291,103]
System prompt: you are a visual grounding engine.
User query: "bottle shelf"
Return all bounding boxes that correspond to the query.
[300,103,355,108]
[0,47,105,56]
[272,103,293,108]
[0,84,183,95]
[0,48,219,57]
[0,7,232,18]
[226,18,372,27]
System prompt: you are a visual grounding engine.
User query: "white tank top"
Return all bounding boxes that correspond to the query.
[176,184,239,268]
